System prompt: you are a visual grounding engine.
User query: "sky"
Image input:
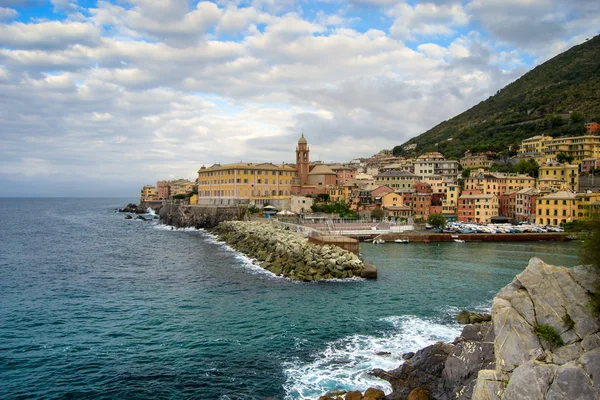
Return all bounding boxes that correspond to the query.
[1,0,599,197]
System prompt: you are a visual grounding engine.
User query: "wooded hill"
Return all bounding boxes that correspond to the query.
[396,35,600,159]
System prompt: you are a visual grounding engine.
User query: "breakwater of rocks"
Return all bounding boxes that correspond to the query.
[212,221,371,281]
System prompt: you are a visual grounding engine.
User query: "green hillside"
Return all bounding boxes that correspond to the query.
[396,35,600,159]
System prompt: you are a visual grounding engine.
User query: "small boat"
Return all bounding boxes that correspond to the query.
[373,238,385,244]
[454,239,465,243]
[394,237,409,244]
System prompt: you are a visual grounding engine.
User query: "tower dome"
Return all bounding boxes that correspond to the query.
[298,133,307,144]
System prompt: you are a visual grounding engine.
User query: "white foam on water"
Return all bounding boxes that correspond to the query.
[282,315,462,400]
[152,223,205,233]
[145,207,156,216]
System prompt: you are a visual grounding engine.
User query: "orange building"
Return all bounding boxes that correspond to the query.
[585,122,600,135]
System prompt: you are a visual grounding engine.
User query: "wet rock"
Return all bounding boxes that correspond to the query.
[456,310,492,325]
[119,203,146,214]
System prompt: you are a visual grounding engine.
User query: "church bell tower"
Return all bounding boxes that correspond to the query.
[296,133,310,186]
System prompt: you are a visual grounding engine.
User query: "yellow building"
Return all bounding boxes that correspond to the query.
[544,135,600,163]
[423,175,445,193]
[140,185,157,202]
[380,192,411,219]
[197,162,297,207]
[170,179,195,196]
[538,161,579,191]
[442,183,460,216]
[576,192,600,219]
[374,170,418,189]
[536,191,576,226]
[464,173,535,198]
[460,153,492,169]
[329,183,354,203]
[458,193,499,223]
[519,135,553,154]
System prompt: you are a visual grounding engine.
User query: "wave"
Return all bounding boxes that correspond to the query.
[152,223,205,233]
[282,315,462,399]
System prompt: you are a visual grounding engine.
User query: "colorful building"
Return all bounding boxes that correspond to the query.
[585,122,600,135]
[197,162,297,207]
[536,191,577,226]
[156,180,171,200]
[413,152,459,183]
[582,158,600,174]
[140,185,157,202]
[460,152,492,169]
[374,170,418,190]
[538,161,579,191]
[544,135,600,163]
[458,190,499,223]
[515,187,540,222]
[519,135,553,154]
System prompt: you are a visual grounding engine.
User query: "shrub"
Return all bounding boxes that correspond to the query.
[535,324,564,348]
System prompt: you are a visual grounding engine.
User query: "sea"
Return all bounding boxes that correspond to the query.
[0,198,581,399]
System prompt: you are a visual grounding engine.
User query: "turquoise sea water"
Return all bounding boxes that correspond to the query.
[0,198,581,399]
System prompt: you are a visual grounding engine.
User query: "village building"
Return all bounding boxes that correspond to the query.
[197,162,297,208]
[536,191,577,226]
[538,161,579,191]
[457,190,499,223]
[413,152,459,183]
[290,195,314,214]
[582,158,600,174]
[460,151,492,169]
[140,185,157,202]
[374,170,418,190]
[544,135,600,164]
[515,187,540,222]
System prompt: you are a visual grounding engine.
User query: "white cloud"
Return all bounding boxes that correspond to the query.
[0,21,101,50]
[0,6,17,20]
[388,1,469,40]
[0,0,597,196]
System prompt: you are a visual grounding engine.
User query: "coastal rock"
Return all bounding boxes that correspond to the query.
[119,203,146,214]
[456,310,492,325]
[370,257,600,400]
[473,257,600,399]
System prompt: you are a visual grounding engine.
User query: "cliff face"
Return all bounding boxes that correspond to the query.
[374,258,600,400]
[474,257,600,399]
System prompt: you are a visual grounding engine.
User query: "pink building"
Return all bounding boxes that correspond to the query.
[156,181,171,200]
[582,158,599,174]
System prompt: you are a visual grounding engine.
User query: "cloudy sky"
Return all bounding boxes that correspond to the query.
[1,0,598,197]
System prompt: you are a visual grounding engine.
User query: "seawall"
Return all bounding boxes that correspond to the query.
[213,221,373,281]
[154,202,246,229]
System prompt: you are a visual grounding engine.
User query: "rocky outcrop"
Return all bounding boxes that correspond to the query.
[213,221,366,281]
[158,203,244,229]
[456,311,491,325]
[473,257,600,399]
[119,203,147,214]
[368,257,600,400]
[372,322,495,400]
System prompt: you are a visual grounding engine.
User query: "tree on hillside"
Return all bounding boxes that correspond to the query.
[557,153,575,164]
[515,158,540,178]
[427,213,447,230]
[462,168,472,179]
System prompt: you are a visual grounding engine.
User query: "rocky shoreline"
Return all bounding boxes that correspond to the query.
[212,221,369,281]
[321,258,600,400]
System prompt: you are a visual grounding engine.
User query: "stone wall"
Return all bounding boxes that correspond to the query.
[213,221,367,281]
[157,203,246,229]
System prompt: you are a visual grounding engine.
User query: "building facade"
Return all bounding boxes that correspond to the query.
[197,162,297,207]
